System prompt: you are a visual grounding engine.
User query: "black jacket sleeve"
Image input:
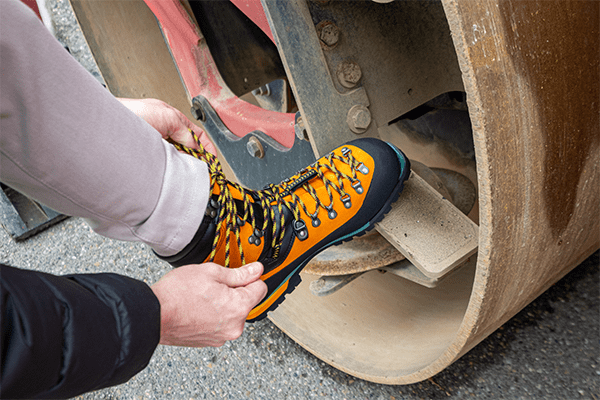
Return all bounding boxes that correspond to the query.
[0,264,161,399]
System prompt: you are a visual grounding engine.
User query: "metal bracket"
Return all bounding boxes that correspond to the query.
[192,95,315,189]
[262,0,464,156]
[252,79,289,114]
[309,256,478,296]
[261,0,372,156]
[0,184,67,240]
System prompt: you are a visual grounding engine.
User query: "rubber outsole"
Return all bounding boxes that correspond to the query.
[246,145,411,322]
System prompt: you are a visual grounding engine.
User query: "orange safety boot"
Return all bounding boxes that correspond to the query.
[158,136,411,322]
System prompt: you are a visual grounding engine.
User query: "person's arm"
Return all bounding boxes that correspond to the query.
[0,4,267,397]
[0,264,159,399]
[0,0,208,257]
[116,98,216,156]
[0,262,266,399]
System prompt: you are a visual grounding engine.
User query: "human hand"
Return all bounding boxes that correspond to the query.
[118,97,216,155]
[151,262,267,347]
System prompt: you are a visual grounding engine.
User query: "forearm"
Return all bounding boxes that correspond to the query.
[0,264,160,399]
[0,0,209,256]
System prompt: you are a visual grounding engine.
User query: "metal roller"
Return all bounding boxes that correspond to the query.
[70,0,599,384]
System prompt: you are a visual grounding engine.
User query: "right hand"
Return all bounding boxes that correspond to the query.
[151,262,267,347]
[117,97,217,155]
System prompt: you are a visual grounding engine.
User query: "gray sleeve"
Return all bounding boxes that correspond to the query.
[0,0,209,256]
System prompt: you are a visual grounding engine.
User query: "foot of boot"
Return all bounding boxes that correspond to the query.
[158,135,411,322]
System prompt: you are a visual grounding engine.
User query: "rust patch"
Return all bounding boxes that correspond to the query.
[499,1,600,238]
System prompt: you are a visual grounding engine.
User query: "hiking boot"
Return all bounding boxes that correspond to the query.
[158,135,411,322]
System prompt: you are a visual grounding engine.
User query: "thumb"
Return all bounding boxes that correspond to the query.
[221,262,264,288]
[236,278,268,310]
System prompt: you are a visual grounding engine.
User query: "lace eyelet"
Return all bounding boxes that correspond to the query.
[293,219,309,241]
[340,194,352,209]
[357,163,369,175]
[351,180,364,194]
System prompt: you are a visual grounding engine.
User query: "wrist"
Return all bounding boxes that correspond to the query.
[151,284,174,346]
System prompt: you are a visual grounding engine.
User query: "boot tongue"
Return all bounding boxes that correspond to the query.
[261,168,320,259]
[279,168,318,196]
[232,198,265,227]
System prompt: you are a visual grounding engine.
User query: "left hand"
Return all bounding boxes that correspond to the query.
[118,97,216,155]
[151,262,268,347]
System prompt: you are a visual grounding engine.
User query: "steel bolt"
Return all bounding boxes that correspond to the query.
[347,105,372,134]
[252,84,271,97]
[246,136,265,158]
[295,115,309,141]
[319,22,339,47]
[337,60,362,88]
[190,99,205,121]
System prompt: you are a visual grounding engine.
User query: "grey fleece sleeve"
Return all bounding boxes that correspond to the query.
[0,0,209,256]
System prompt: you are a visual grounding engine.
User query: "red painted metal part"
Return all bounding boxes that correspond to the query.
[230,0,275,43]
[143,0,295,149]
[22,0,42,20]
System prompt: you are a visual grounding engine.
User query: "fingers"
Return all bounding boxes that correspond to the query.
[118,97,216,155]
[152,262,266,348]
[167,108,201,149]
[176,117,217,156]
[217,262,264,287]
[238,277,268,310]
[210,262,268,317]
[170,111,217,155]
[229,264,268,315]
[194,129,217,155]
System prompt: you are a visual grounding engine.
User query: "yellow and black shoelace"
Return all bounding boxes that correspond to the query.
[171,131,364,268]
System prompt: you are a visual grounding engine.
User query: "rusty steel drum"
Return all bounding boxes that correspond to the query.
[71,0,599,384]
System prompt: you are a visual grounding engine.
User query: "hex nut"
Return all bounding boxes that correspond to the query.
[337,60,362,88]
[190,100,205,121]
[316,21,339,49]
[246,136,265,158]
[295,116,309,141]
[346,105,372,134]
[320,23,339,46]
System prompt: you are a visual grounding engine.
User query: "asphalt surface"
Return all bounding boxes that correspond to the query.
[2,218,598,400]
[1,1,598,399]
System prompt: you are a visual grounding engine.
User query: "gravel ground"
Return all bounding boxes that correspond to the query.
[2,1,598,399]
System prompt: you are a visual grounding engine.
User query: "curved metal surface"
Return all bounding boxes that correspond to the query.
[443,0,599,375]
[71,0,599,385]
[266,0,599,384]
